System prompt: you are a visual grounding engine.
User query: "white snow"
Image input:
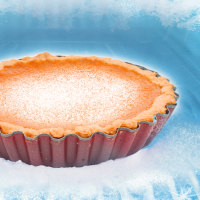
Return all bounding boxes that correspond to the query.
[0,123,199,199]
[0,0,200,30]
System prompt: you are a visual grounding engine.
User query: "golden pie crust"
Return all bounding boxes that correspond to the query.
[0,52,177,138]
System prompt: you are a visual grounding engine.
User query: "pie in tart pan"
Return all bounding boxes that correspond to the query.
[0,52,178,167]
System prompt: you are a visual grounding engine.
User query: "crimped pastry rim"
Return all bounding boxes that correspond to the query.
[0,103,177,141]
[0,52,178,138]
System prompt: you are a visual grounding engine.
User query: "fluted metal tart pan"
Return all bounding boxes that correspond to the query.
[0,60,178,167]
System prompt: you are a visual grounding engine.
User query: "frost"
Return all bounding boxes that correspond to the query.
[0,0,200,30]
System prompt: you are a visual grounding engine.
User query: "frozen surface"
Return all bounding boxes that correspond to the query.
[0,0,200,199]
[0,123,200,200]
[0,0,200,30]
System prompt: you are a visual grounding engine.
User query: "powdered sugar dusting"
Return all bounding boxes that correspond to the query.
[0,64,159,129]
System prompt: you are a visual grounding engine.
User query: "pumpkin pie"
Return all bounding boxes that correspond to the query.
[0,52,177,139]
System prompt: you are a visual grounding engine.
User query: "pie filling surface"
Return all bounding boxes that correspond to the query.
[0,53,176,137]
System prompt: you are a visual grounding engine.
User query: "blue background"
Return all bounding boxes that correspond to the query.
[0,2,200,199]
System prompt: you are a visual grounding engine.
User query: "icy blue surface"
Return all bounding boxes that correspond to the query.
[0,1,200,199]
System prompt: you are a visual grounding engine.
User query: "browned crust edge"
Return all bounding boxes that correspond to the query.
[0,52,177,138]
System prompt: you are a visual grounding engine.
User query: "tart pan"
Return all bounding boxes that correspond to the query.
[0,61,178,167]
